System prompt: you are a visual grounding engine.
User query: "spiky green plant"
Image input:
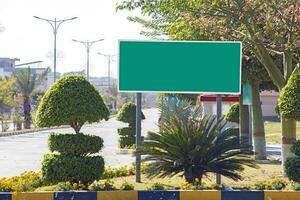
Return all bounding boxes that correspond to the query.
[141,113,256,183]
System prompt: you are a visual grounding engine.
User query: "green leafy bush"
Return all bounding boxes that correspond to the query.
[254,178,288,190]
[48,133,104,156]
[120,182,135,190]
[116,102,145,127]
[0,171,43,192]
[142,110,256,183]
[277,70,300,120]
[36,75,109,134]
[116,102,145,148]
[117,127,135,137]
[88,179,116,191]
[101,166,134,179]
[42,154,104,184]
[285,157,300,182]
[291,140,300,156]
[225,103,239,123]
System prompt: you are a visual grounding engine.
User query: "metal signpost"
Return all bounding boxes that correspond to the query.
[118,40,242,183]
[216,94,222,184]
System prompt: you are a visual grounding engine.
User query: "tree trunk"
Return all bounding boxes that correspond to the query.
[23,95,31,129]
[184,167,202,184]
[281,118,296,172]
[70,121,83,134]
[239,97,250,150]
[251,82,266,160]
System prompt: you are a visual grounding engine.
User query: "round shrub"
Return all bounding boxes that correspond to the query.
[277,70,300,120]
[48,133,104,156]
[225,103,239,123]
[41,154,104,184]
[285,156,300,182]
[36,75,109,133]
[116,102,145,127]
[291,140,300,156]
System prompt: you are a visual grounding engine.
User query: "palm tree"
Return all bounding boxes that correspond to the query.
[141,112,257,183]
[15,67,47,129]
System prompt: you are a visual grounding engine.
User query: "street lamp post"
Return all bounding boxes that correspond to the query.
[34,16,78,83]
[98,53,115,87]
[73,39,104,81]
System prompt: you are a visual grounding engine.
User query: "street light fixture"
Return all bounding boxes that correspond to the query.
[73,39,104,81]
[98,53,115,87]
[34,16,78,82]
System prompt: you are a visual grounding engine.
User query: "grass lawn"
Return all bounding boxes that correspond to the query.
[99,161,284,190]
[265,121,300,144]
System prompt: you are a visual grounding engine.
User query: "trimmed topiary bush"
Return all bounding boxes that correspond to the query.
[41,154,104,184]
[36,75,108,184]
[48,133,104,156]
[285,140,300,182]
[277,70,300,120]
[225,103,239,123]
[116,102,145,127]
[116,102,145,148]
[36,75,109,134]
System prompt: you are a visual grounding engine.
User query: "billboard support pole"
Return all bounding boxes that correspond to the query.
[216,94,222,184]
[135,92,142,182]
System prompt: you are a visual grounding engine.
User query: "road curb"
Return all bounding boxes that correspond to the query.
[0,125,70,137]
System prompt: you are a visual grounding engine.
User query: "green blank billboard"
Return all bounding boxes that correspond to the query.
[119,40,241,94]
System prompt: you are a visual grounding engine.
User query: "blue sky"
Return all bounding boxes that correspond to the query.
[0,0,145,77]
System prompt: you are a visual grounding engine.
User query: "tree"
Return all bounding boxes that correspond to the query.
[15,68,46,129]
[142,113,256,183]
[117,0,300,169]
[0,77,16,110]
[36,75,109,133]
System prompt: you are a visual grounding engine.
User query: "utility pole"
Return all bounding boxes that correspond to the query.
[73,39,103,81]
[98,53,115,86]
[34,16,77,82]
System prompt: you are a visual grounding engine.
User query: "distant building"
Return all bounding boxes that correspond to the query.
[200,91,280,122]
[0,58,20,78]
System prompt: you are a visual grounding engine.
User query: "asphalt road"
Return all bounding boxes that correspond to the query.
[0,109,159,177]
[0,108,281,177]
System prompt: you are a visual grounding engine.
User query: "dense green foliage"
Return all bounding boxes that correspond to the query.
[291,140,300,157]
[225,103,240,123]
[42,133,105,184]
[116,102,145,127]
[117,127,135,148]
[141,108,256,183]
[278,70,300,120]
[36,75,109,133]
[285,157,300,182]
[116,102,145,148]
[41,154,104,184]
[285,140,300,182]
[48,133,103,156]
